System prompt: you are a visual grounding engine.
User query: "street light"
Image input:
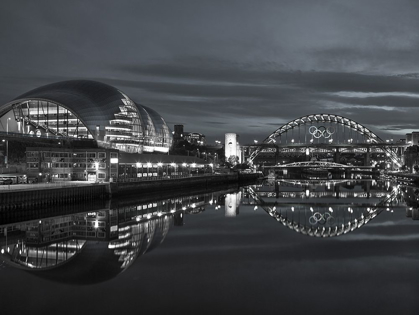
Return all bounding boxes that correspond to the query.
[95,162,99,182]
[157,162,163,177]
[5,118,10,168]
[171,163,176,177]
[136,162,141,178]
[147,162,152,177]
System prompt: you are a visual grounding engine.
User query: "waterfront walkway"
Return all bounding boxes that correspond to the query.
[0,181,98,192]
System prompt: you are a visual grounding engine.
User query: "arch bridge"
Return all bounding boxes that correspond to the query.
[247,114,403,167]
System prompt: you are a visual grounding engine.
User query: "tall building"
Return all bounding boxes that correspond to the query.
[406,132,419,145]
[225,133,242,163]
[184,132,206,146]
[173,124,184,146]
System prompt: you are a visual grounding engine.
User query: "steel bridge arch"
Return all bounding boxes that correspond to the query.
[248,113,401,166]
[275,161,350,168]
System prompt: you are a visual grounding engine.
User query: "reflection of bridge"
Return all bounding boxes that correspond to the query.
[244,190,389,200]
[246,114,405,167]
[246,183,400,237]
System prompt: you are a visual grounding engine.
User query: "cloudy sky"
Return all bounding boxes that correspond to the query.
[1,0,419,143]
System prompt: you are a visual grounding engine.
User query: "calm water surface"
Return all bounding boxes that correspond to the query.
[1,179,419,314]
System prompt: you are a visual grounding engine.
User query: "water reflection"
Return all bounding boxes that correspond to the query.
[247,180,400,237]
[1,179,419,283]
[0,189,232,284]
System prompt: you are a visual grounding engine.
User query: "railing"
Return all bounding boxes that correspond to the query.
[114,172,217,183]
[0,181,103,191]
[0,131,95,142]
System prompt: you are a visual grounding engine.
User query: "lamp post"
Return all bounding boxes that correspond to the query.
[95,161,99,182]
[5,118,10,168]
[171,163,176,177]
[136,162,141,179]
[147,162,152,178]
[157,162,163,177]
[85,151,88,181]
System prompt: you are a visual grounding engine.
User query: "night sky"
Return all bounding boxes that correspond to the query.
[1,0,419,143]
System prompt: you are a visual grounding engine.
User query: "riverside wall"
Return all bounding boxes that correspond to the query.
[110,173,259,197]
[0,173,260,211]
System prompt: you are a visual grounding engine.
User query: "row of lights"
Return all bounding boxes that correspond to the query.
[134,162,213,168]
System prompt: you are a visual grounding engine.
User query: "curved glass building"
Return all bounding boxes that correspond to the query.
[0,80,172,153]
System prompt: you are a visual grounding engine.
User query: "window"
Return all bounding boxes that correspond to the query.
[98,152,106,158]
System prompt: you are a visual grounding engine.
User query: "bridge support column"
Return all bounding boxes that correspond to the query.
[363,180,371,198]
[412,208,419,220]
[334,148,340,163]
[364,147,370,166]
[305,147,310,161]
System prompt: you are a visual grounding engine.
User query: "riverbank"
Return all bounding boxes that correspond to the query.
[0,172,260,211]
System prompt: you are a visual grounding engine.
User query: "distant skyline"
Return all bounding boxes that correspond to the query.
[1,0,419,144]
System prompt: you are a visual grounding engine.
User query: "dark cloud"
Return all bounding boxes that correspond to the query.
[1,0,419,143]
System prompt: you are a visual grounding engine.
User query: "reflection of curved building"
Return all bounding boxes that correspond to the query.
[0,189,228,284]
[0,214,172,285]
[0,80,172,153]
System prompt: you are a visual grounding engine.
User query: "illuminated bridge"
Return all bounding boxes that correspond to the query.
[246,114,406,168]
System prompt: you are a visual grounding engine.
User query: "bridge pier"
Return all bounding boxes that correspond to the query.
[334,148,340,163]
[364,147,371,166]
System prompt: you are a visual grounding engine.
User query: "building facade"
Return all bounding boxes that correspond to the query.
[26,147,119,182]
[0,80,172,154]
